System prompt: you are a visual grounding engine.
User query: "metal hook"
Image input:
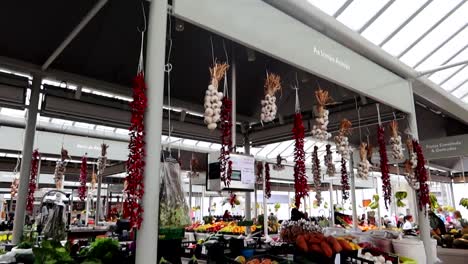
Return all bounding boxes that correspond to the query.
[137,1,147,33]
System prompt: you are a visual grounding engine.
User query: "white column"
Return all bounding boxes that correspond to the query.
[329,183,335,227]
[135,0,167,263]
[408,81,433,264]
[12,75,41,244]
[244,139,251,220]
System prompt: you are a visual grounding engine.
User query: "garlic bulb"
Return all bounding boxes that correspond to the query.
[204,85,224,130]
[358,160,370,180]
[312,109,331,140]
[261,94,277,123]
[390,135,404,160]
[334,134,350,160]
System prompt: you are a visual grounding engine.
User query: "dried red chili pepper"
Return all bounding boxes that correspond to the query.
[293,112,308,208]
[378,125,391,210]
[413,140,430,212]
[26,149,39,212]
[265,163,271,199]
[123,72,147,229]
[341,157,350,201]
[78,155,88,201]
[219,97,233,187]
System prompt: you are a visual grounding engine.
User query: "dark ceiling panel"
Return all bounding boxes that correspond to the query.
[0,0,97,65]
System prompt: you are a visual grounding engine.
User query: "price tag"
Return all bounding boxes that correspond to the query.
[201,246,207,255]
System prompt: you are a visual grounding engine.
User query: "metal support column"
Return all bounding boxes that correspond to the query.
[407,81,434,264]
[244,135,251,220]
[231,52,236,150]
[12,75,41,244]
[135,0,167,263]
[329,183,335,227]
[349,151,358,230]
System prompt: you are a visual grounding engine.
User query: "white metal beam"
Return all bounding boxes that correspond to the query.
[413,23,468,69]
[397,0,467,58]
[333,0,353,18]
[417,60,468,76]
[41,0,109,70]
[358,0,395,34]
[441,64,468,88]
[379,0,433,47]
[451,78,468,95]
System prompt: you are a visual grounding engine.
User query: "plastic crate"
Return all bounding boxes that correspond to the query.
[159,227,185,240]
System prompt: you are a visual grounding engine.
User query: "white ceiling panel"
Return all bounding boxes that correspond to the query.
[337,0,391,31]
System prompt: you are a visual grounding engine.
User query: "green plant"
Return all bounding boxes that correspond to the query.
[80,238,120,264]
[33,240,74,264]
[368,194,379,210]
[395,191,408,208]
[17,241,32,249]
[430,193,439,210]
[274,203,281,212]
[460,198,468,209]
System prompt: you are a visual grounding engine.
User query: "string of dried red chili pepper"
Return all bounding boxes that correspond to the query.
[378,125,391,210]
[26,149,39,213]
[265,163,271,199]
[293,112,308,208]
[413,140,430,212]
[123,72,147,229]
[219,97,233,187]
[78,155,88,201]
[312,146,322,204]
[340,157,350,201]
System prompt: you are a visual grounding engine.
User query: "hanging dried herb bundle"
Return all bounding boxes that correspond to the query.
[293,112,308,208]
[204,63,229,130]
[334,119,352,160]
[341,157,349,201]
[78,155,88,201]
[324,144,335,176]
[366,143,374,166]
[256,161,264,184]
[312,88,333,140]
[123,72,147,229]
[261,72,281,123]
[389,120,404,160]
[219,96,233,187]
[357,143,370,180]
[54,147,69,190]
[413,140,430,211]
[26,149,39,212]
[312,146,322,205]
[378,125,391,210]
[265,163,271,199]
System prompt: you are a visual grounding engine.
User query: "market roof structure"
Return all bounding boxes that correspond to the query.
[306,0,468,107]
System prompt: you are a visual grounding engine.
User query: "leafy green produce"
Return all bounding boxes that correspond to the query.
[368,194,380,210]
[395,191,407,208]
[430,193,439,209]
[17,241,32,249]
[33,240,74,264]
[81,238,120,264]
[460,198,468,209]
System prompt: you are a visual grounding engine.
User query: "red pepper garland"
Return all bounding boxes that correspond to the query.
[377,125,391,210]
[219,97,233,187]
[78,155,88,201]
[26,149,39,213]
[265,163,271,199]
[413,140,430,211]
[293,112,308,208]
[123,72,147,229]
[340,157,350,201]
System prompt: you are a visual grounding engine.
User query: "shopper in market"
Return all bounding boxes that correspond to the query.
[402,215,413,230]
[450,210,464,230]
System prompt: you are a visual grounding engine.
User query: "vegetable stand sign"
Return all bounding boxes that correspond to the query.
[421,134,468,160]
[230,154,255,185]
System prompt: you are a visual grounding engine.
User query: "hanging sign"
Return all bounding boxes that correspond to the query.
[421,134,468,160]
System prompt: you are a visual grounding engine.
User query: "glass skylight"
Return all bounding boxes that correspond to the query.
[308,0,468,105]
[452,83,468,98]
[337,0,391,31]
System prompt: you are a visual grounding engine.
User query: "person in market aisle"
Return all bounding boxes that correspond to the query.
[436,207,447,224]
[450,210,465,230]
[402,215,413,230]
[223,209,231,220]
[396,214,404,228]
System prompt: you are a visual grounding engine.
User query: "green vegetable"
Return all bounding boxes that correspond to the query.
[81,238,120,264]
[430,193,439,209]
[368,194,380,210]
[395,191,408,208]
[33,240,74,264]
[188,255,198,264]
[460,198,468,209]
[17,241,32,249]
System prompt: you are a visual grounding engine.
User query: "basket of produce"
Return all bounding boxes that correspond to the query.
[279,219,322,243]
[293,233,360,264]
[227,254,288,264]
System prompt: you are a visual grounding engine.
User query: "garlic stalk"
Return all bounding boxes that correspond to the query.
[357,142,370,180]
[261,72,281,123]
[312,88,332,141]
[204,63,229,130]
[334,119,352,160]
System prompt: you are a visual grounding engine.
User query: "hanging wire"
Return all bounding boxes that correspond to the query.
[354,96,362,143]
[137,1,147,74]
[294,72,300,113]
[376,103,382,126]
[210,36,215,66]
[222,40,229,97]
[165,16,174,151]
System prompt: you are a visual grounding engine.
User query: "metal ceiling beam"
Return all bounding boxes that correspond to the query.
[441,44,468,66]
[41,0,109,70]
[417,60,468,76]
[379,0,433,47]
[441,64,468,89]
[453,78,468,96]
[413,23,468,69]
[358,0,395,34]
[397,0,467,59]
[333,0,353,18]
